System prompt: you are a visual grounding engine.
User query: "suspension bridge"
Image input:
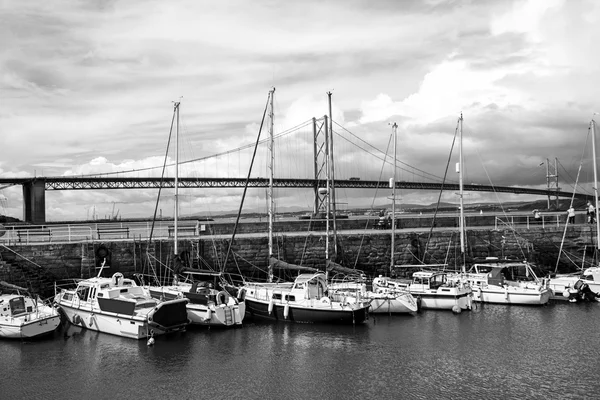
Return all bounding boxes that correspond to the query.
[0,115,588,224]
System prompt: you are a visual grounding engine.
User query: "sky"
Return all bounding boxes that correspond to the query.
[1,0,600,222]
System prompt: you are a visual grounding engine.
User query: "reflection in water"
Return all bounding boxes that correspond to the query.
[1,302,599,400]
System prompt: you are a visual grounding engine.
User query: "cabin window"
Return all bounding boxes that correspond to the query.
[9,297,26,316]
[120,289,129,293]
[272,293,282,300]
[63,293,73,301]
[284,295,295,302]
[76,286,90,302]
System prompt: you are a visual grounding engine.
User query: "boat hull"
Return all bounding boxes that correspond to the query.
[471,287,551,305]
[148,286,246,327]
[409,290,472,310]
[55,295,189,340]
[187,302,245,327]
[0,313,61,339]
[367,293,418,314]
[244,298,369,324]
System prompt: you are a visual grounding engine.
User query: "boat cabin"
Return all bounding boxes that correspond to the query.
[582,267,600,283]
[0,295,33,318]
[184,281,217,305]
[470,261,541,283]
[291,273,328,300]
[60,273,158,316]
[411,271,448,290]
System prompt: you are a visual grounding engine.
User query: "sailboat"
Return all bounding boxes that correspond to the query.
[547,118,600,302]
[144,101,245,327]
[240,89,371,324]
[339,122,419,314]
[370,122,471,312]
[450,114,551,305]
[0,281,61,339]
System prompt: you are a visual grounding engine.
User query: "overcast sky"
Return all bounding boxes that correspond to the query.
[1,0,599,222]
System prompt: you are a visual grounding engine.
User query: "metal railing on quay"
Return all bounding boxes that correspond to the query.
[0,212,578,245]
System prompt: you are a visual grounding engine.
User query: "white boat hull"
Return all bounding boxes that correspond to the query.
[55,292,189,340]
[471,286,551,305]
[187,302,246,327]
[410,290,472,310]
[367,292,418,314]
[0,312,61,339]
[548,276,600,300]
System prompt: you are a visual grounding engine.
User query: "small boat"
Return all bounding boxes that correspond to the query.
[141,101,245,328]
[461,258,551,305]
[549,119,600,302]
[145,270,245,327]
[547,267,600,302]
[54,269,189,340]
[0,281,61,339]
[241,272,371,324]
[329,274,418,314]
[376,271,472,311]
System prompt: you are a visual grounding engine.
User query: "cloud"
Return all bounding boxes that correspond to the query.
[2,0,600,221]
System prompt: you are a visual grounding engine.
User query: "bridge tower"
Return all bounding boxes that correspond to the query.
[546,157,559,209]
[22,179,46,224]
[312,116,332,216]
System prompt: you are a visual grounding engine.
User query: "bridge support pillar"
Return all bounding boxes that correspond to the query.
[23,179,46,224]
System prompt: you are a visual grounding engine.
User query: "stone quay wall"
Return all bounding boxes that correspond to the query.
[0,215,594,299]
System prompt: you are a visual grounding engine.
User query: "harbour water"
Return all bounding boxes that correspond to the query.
[1,302,599,400]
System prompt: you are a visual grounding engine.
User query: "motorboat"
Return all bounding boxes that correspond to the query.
[460,259,551,305]
[144,270,245,327]
[0,281,61,339]
[547,267,600,302]
[54,270,189,340]
[241,272,371,324]
[375,271,472,311]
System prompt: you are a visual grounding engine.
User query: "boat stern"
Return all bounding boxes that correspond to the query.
[148,298,190,333]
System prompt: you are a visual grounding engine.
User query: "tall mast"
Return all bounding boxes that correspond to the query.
[267,88,275,282]
[458,113,465,271]
[390,122,398,273]
[327,91,337,256]
[174,101,180,256]
[592,118,599,254]
[324,115,330,265]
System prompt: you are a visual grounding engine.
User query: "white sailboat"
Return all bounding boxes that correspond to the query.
[145,101,245,327]
[452,114,551,305]
[0,281,61,339]
[241,89,371,324]
[371,121,471,312]
[548,118,600,302]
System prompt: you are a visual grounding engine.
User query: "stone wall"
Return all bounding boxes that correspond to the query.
[1,221,595,299]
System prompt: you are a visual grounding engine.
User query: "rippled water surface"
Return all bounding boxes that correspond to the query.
[2,302,599,400]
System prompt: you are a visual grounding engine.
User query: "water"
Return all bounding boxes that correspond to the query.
[2,302,599,400]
